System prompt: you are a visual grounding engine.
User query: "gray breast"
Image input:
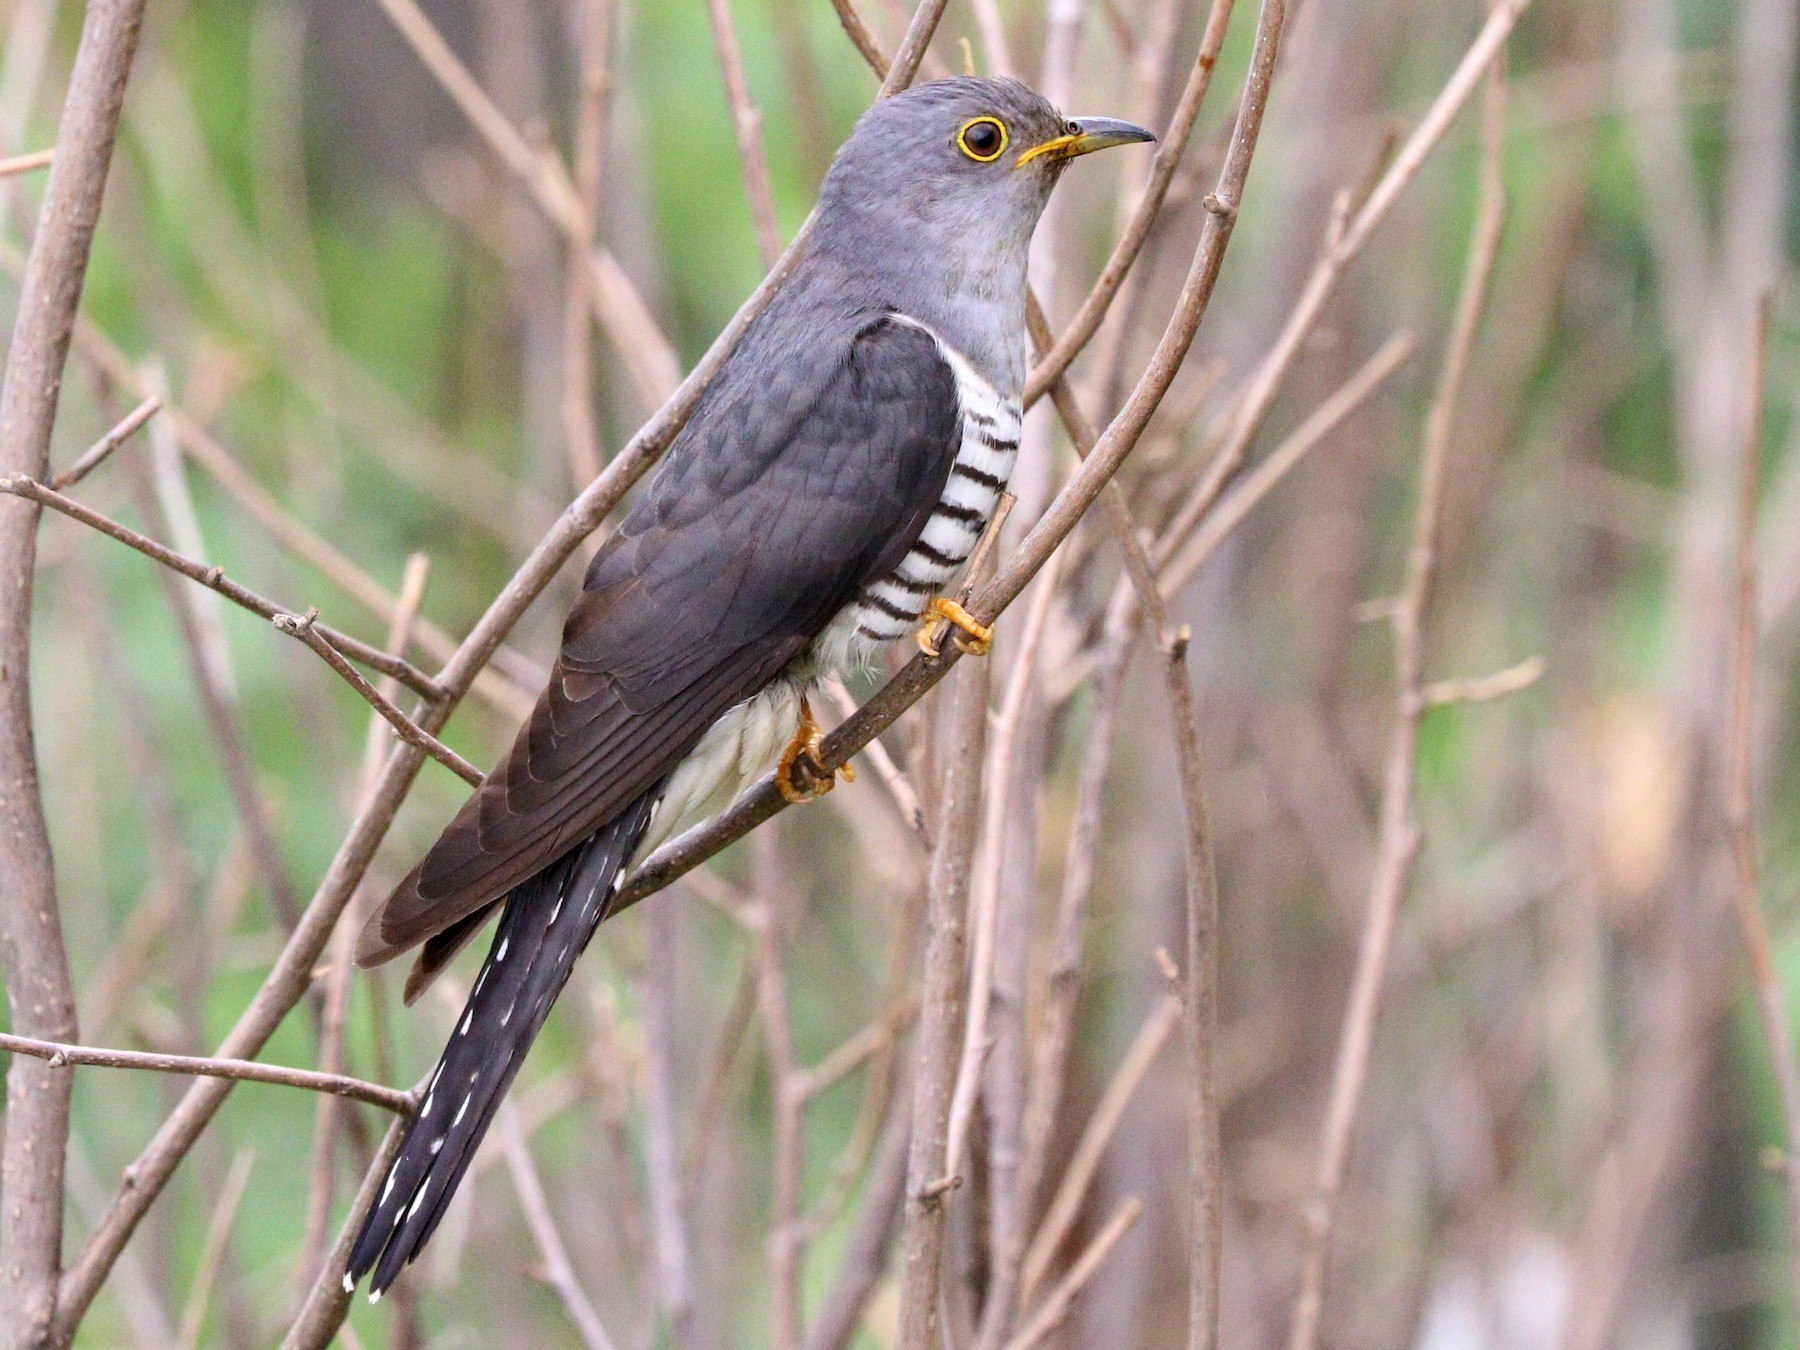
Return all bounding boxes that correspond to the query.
[813,320,1022,671]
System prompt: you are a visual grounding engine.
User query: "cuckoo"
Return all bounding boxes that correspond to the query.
[346,75,1152,1296]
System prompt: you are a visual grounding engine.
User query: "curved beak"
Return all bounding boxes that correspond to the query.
[1016,116,1156,168]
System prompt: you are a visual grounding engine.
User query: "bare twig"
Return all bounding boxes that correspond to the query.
[0,146,52,178]
[174,1149,254,1350]
[897,651,990,1347]
[0,473,448,701]
[560,0,615,489]
[1285,37,1511,1348]
[1155,0,1532,566]
[1721,294,1800,1293]
[368,0,681,406]
[1419,655,1544,709]
[500,1104,619,1350]
[1024,0,1238,402]
[705,0,785,268]
[1162,633,1223,1350]
[49,394,159,488]
[0,3,147,1337]
[273,609,483,787]
[1018,982,1180,1305]
[0,1032,413,1113]
[1003,1199,1143,1350]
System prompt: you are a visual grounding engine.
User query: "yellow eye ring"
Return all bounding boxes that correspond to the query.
[956,116,1009,163]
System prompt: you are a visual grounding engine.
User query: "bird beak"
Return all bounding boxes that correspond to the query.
[1015,117,1156,168]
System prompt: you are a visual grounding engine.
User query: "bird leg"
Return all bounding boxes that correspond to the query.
[776,696,855,803]
[916,596,993,658]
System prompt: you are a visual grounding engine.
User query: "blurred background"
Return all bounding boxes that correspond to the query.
[2,0,1797,1344]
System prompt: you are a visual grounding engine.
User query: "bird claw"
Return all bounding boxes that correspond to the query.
[776,698,855,804]
[916,597,992,658]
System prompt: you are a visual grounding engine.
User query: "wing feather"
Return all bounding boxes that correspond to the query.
[358,313,959,967]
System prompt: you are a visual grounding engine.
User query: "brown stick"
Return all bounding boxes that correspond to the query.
[0,2,146,1338]
[0,147,53,178]
[0,1032,413,1114]
[1018,987,1181,1304]
[48,394,158,489]
[1154,0,1533,568]
[1162,631,1224,1350]
[500,1105,619,1350]
[705,0,785,269]
[1721,294,1800,1293]
[896,649,990,1348]
[1285,37,1510,1348]
[273,609,483,787]
[1023,0,1238,403]
[1004,1199,1143,1350]
[0,473,448,701]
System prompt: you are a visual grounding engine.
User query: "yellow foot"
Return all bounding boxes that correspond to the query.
[776,697,856,804]
[915,597,993,658]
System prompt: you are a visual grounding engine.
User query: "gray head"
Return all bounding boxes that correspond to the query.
[805,77,1152,393]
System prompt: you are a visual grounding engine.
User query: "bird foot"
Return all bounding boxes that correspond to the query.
[916,597,992,658]
[776,697,855,804]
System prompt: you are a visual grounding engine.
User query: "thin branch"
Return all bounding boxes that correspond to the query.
[1163,634,1223,1350]
[1018,987,1181,1305]
[368,0,681,406]
[1155,0,1532,567]
[826,0,891,81]
[1419,654,1544,709]
[1024,0,1238,402]
[705,0,785,268]
[174,1149,254,1350]
[1721,293,1800,1294]
[897,645,991,1348]
[49,393,158,488]
[0,1032,414,1113]
[500,1104,619,1350]
[1285,37,1510,1348]
[1003,1198,1143,1350]
[1158,331,1416,596]
[0,146,52,178]
[0,2,147,1335]
[0,473,449,702]
[273,609,483,787]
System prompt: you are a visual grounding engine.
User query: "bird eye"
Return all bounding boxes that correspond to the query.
[956,116,1009,163]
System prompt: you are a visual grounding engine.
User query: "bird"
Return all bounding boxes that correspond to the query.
[344,75,1152,1298]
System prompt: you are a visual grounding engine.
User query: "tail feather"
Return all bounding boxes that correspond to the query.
[346,791,658,1296]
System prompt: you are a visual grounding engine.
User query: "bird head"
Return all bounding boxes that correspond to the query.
[820,77,1153,239]
[807,77,1152,390]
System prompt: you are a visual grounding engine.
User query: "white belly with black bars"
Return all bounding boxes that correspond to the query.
[642,322,1020,859]
[814,318,1021,671]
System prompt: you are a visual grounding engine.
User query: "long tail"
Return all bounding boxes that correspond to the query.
[346,791,659,1297]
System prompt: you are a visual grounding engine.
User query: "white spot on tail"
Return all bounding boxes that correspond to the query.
[342,1274,354,1293]
[495,936,508,962]
[454,1095,470,1126]
[370,1290,383,1305]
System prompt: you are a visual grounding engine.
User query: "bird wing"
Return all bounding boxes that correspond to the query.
[357,313,961,966]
